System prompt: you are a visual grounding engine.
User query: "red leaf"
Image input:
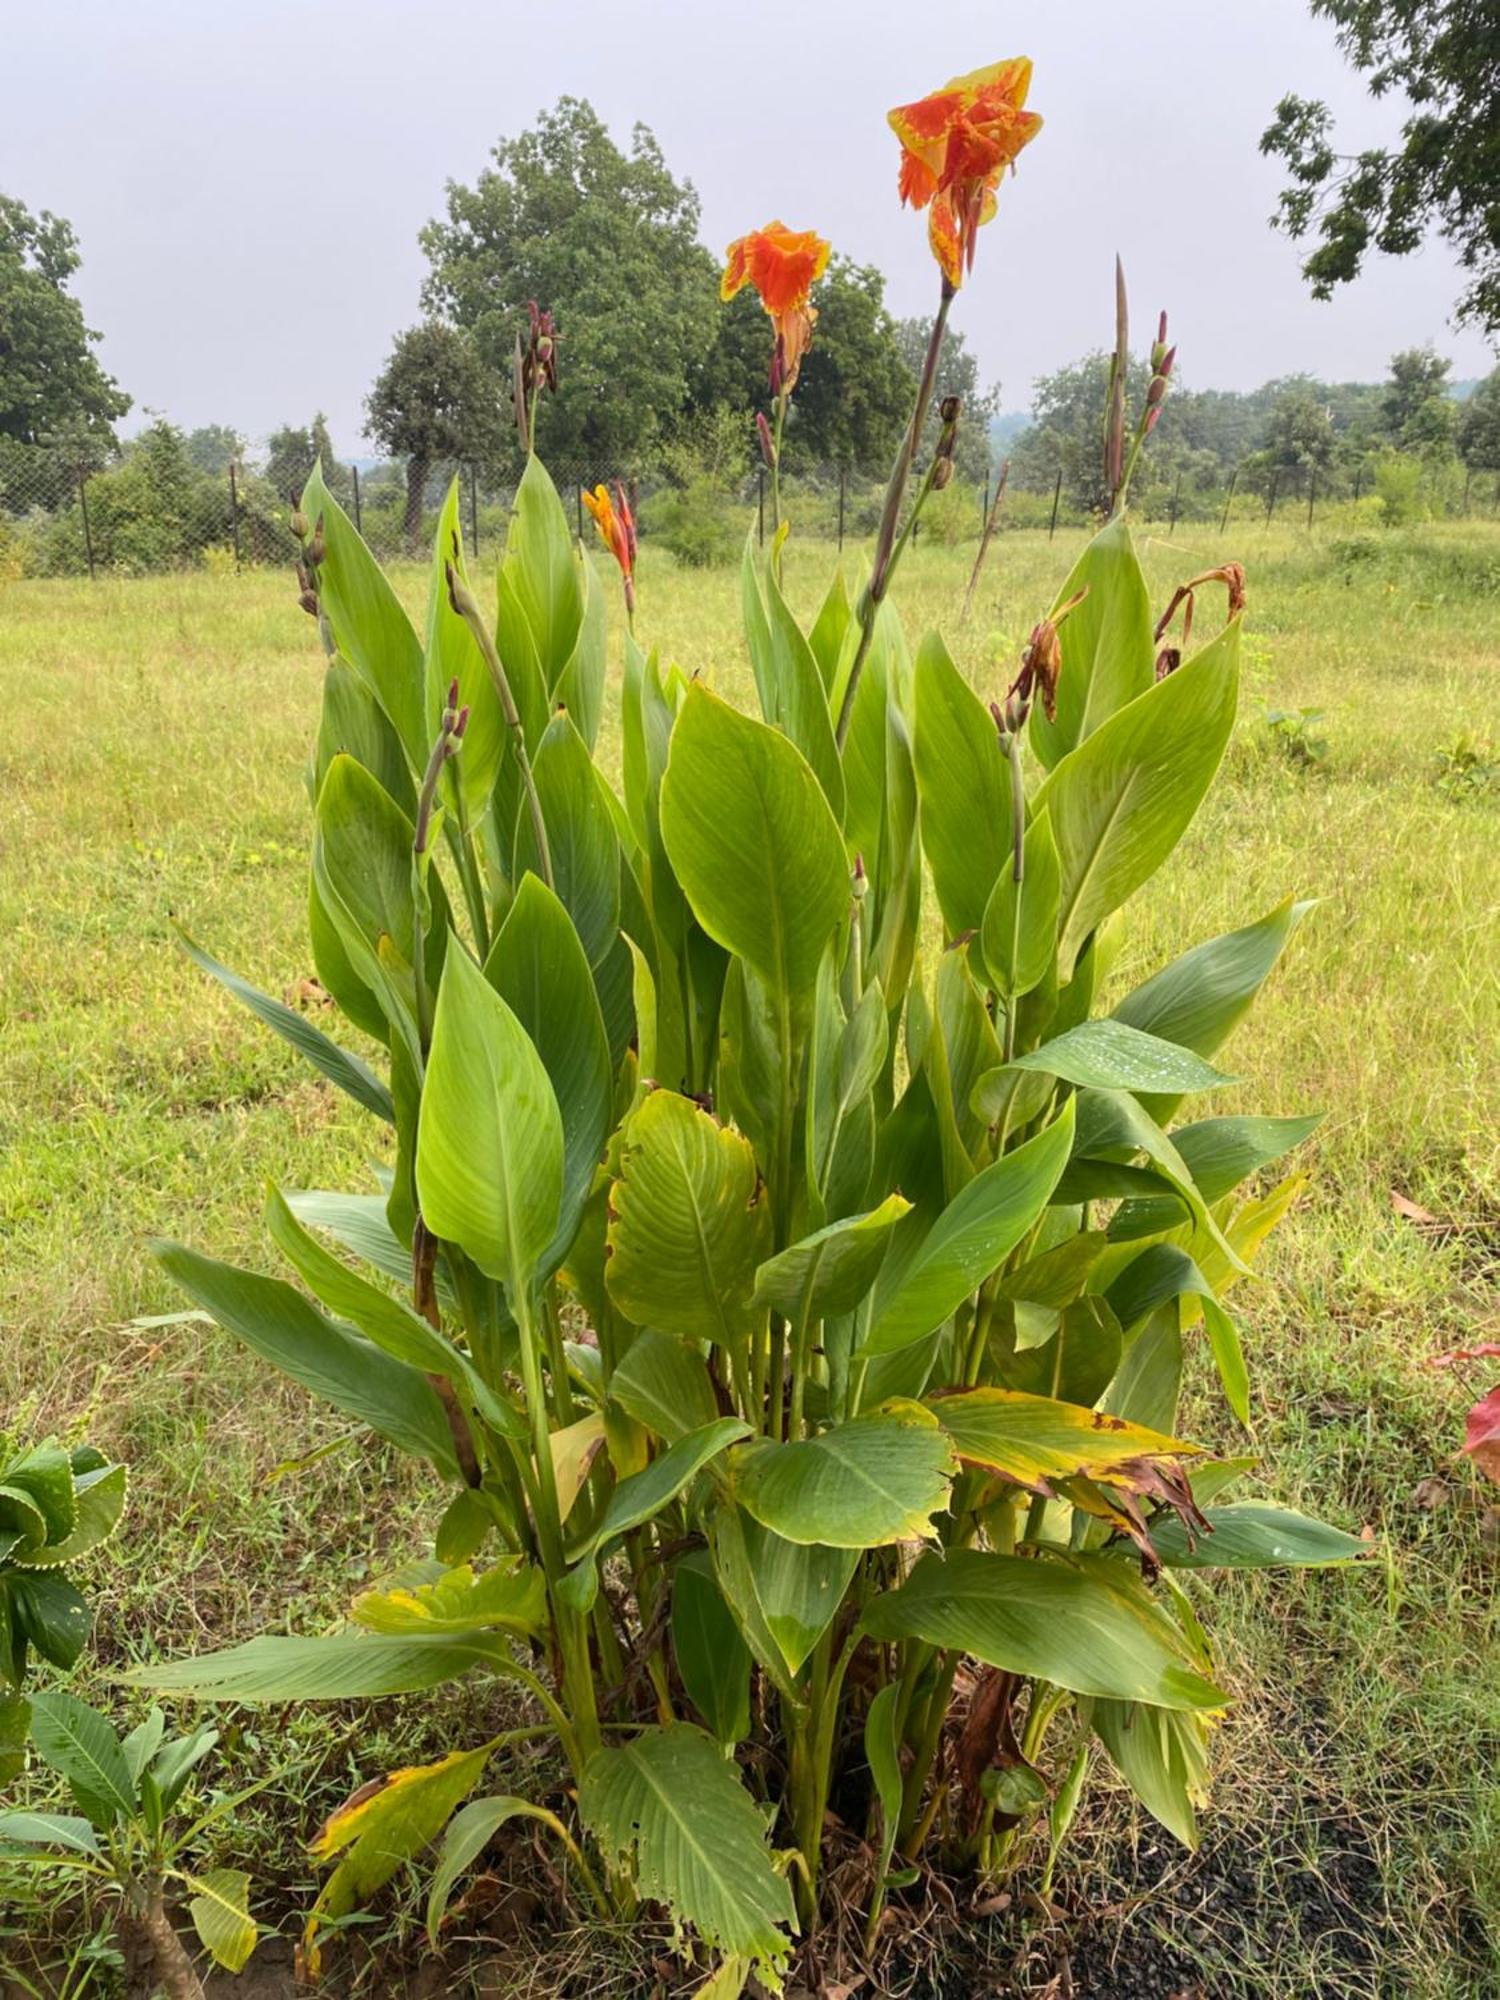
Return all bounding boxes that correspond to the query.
[1463,1386,1500,1486]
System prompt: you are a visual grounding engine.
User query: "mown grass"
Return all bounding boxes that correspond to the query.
[1,518,1497,1996]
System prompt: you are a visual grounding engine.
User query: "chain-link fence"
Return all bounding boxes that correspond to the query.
[2,428,1497,582]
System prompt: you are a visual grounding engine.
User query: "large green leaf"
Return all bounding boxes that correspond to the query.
[751,1195,910,1323]
[1008,1020,1237,1095]
[864,1681,904,1888]
[1035,621,1240,973]
[1029,512,1155,770]
[913,633,1012,940]
[605,1090,771,1348]
[153,1241,460,1477]
[607,1329,720,1443]
[862,1550,1225,1709]
[1149,1503,1369,1569]
[128,1632,508,1701]
[1113,895,1314,1067]
[741,539,844,818]
[981,808,1060,1001]
[580,1725,796,1981]
[660,683,848,1005]
[1110,1114,1323,1239]
[28,1694,135,1830]
[313,654,415,817]
[485,873,612,1276]
[861,1102,1075,1356]
[928,1388,1199,1493]
[301,465,426,766]
[423,479,506,815]
[570,1418,749,1565]
[1091,1699,1211,1849]
[175,926,393,1122]
[498,455,584,694]
[732,1404,956,1548]
[673,1551,751,1747]
[13,1463,126,1570]
[8,1573,90,1673]
[417,944,563,1295]
[514,712,621,969]
[426,1794,582,1946]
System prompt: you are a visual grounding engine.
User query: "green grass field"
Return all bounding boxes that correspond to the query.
[2,519,1497,1997]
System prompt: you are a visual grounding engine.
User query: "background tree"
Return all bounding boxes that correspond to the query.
[421,98,717,469]
[184,425,245,476]
[1380,345,1457,456]
[779,260,913,469]
[263,414,350,504]
[1457,366,1500,471]
[0,194,129,449]
[1262,0,1500,335]
[365,322,502,547]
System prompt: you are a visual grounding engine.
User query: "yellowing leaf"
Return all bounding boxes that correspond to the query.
[350,1560,548,1639]
[928,1387,1201,1495]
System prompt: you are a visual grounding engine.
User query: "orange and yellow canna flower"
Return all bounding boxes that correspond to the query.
[889,60,1042,289]
[721,222,831,390]
[581,481,635,579]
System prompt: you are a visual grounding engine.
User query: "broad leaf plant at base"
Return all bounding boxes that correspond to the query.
[139,57,1365,1993]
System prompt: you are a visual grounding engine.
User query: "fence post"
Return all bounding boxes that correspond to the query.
[837,466,846,551]
[1219,466,1239,534]
[1353,465,1362,507]
[1048,469,1062,541]
[758,465,765,546]
[228,462,243,569]
[1306,471,1316,531]
[468,463,480,556]
[1168,471,1182,536]
[77,467,96,580]
[1265,470,1280,524]
[351,463,363,535]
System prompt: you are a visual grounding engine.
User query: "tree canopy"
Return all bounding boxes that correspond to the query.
[0,194,129,448]
[1263,0,1500,335]
[365,322,503,543]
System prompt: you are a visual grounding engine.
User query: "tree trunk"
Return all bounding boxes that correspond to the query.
[119,1888,206,2000]
[404,453,430,552]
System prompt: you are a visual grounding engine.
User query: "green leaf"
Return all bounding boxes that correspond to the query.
[0,1694,30,1785]
[1008,1019,1237,1095]
[147,1724,219,1812]
[186,1868,258,1973]
[1199,1294,1250,1426]
[514,712,621,969]
[732,1404,955,1548]
[10,1572,91,1672]
[580,1725,796,1981]
[1073,1090,1250,1278]
[715,1507,856,1679]
[1029,513,1155,770]
[862,1550,1225,1710]
[424,479,506,815]
[28,1693,135,1830]
[752,1195,911,1322]
[557,548,609,748]
[1110,1115,1323,1237]
[485,873,612,1276]
[864,1681,903,1887]
[128,1632,507,1702]
[351,1559,548,1639]
[928,1388,1199,1494]
[1035,621,1239,974]
[426,1794,581,1946]
[673,1551,751,1747]
[500,455,584,693]
[2,1447,74,1545]
[417,944,563,1296]
[310,1744,492,1954]
[314,655,416,818]
[154,1241,460,1478]
[175,927,393,1122]
[660,682,849,1004]
[741,538,844,819]
[0,1811,100,1856]
[913,633,1012,940]
[1091,1699,1210,1849]
[606,1090,771,1348]
[301,464,426,767]
[13,1464,126,1569]
[861,1102,1075,1356]
[571,1418,749,1565]
[1149,1504,1369,1569]
[608,1330,720,1443]
[981,809,1060,1001]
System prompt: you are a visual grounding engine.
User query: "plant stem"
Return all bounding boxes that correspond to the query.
[834,279,954,750]
[446,564,553,890]
[770,385,789,577]
[1003,727,1026,1063]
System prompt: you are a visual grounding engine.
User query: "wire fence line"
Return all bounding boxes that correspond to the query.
[2,432,1496,582]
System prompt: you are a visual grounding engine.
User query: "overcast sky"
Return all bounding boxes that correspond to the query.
[5,0,1494,450]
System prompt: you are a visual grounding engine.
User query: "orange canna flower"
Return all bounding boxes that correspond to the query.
[721,221,832,390]
[889,60,1042,288]
[582,481,634,579]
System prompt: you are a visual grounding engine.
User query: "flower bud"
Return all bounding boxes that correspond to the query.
[290,509,310,542]
[756,410,776,468]
[306,514,326,568]
[1154,645,1181,681]
[939,394,961,426]
[852,853,868,900]
[931,456,953,491]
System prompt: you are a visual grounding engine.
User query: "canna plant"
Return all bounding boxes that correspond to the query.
[137,59,1367,1989]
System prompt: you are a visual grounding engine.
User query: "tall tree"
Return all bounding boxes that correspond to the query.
[784,260,915,469]
[1263,1,1500,335]
[1458,367,1500,471]
[365,323,502,547]
[1381,345,1457,454]
[0,194,129,447]
[895,315,999,478]
[421,98,718,468]
[264,414,351,504]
